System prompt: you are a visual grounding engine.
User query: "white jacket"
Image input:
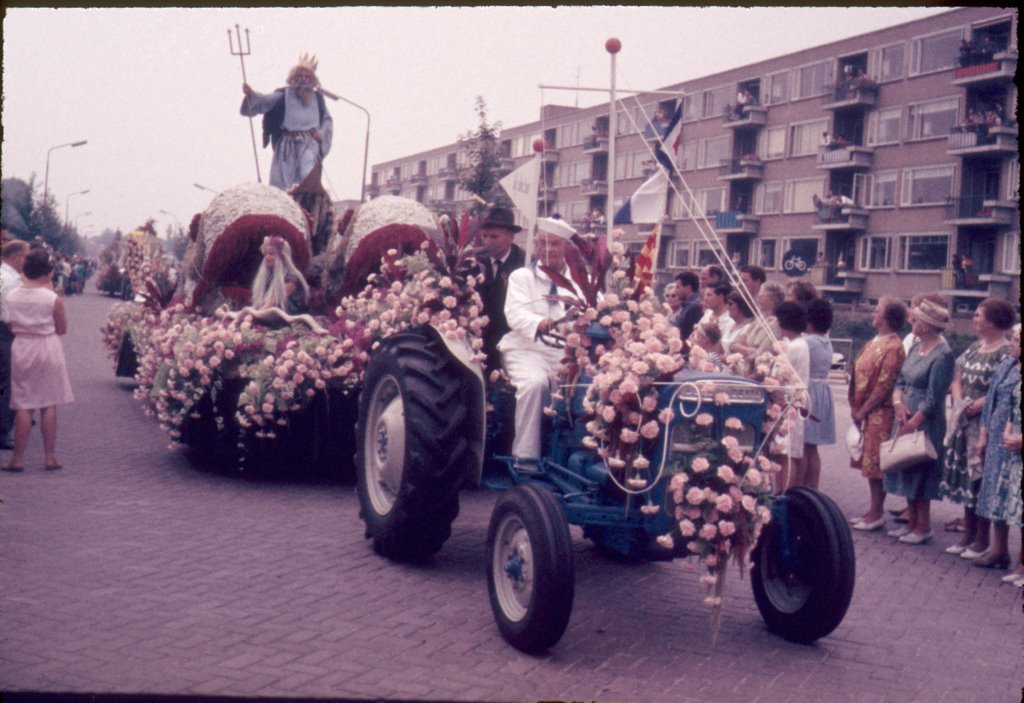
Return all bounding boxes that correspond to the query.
[498,263,582,354]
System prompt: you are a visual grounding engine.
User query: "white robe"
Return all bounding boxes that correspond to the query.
[498,264,581,461]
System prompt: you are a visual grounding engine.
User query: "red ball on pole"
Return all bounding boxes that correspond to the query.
[532,138,546,153]
[605,37,621,54]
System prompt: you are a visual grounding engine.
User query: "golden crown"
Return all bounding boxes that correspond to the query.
[295,52,318,72]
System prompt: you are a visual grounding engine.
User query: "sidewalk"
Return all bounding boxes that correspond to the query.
[1,290,1021,702]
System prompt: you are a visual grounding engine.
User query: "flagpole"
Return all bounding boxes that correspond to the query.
[606,37,620,251]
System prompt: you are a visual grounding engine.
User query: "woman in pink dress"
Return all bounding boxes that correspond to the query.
[1,249,74,472]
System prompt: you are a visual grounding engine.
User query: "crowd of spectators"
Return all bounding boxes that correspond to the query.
[845,293,1022,586]
[958,36,1001,68]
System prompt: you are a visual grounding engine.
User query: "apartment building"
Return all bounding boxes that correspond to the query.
[367,7,1019,313]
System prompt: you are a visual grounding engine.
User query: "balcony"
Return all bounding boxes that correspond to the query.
[385,178,402,194]
[407,173,427,186]
[952,50,1017,86]
[812,205,869,231]
[821,81,879,111]
[541,148,560,164]
[940,273,1016,307]
[580,178,607,196]
[721,104,768,127]
[366,183,381,198]
[582,134,609,154]
[718,158,764,181]
[818,270,867,297]
[722,105,767,129]
[946,125,1018,156]
[437,167,459,181]
[944,196,1018,226]
[714,210,759,235]
[817,145,874,170]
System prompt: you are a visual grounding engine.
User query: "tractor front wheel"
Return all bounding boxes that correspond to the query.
[751,486,855,644]
[486,484,575,653]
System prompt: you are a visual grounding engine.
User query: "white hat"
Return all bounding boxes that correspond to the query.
[535,217,576,241]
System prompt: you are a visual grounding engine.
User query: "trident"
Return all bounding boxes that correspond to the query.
[229,24,262,183]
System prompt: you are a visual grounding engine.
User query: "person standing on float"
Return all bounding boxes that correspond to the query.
[241,54,334,191]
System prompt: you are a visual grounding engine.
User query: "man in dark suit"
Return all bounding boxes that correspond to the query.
[478,207,526,375]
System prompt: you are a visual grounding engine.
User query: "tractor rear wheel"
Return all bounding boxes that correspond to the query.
[486,484,575,653]
[355,327,482,562]
[751,486,855,643]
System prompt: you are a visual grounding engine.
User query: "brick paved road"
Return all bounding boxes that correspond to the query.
[1,290,1021,702]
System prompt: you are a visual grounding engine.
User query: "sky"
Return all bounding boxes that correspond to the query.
[1,6,951,239]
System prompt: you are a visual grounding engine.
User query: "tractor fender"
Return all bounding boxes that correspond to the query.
[431,324,487,488]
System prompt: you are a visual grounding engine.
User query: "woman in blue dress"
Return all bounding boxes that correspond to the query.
[973,324,1021,582]
[800,298,836,490]
[885,298,955,545]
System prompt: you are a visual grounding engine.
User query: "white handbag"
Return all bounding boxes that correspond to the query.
[879,430,937,473]
[846,423,864,462]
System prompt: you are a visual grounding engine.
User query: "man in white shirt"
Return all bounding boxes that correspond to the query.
[697,283,734,343]
[498,217,581,464]
[0,240,29,448]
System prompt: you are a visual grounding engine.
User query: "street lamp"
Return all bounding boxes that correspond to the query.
[194,183,219,194]
[43,140,88,205]
[159,209,180,238]
[64,189,90,227]
[333,94,371,202]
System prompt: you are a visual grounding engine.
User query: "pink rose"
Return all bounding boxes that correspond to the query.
[695,412,714,427]
[716,465,737,483]
[699,523,718,540]
[678,519,696,537]
[640,421,660,440]
[691,456,710,473]
[686,487,705,505]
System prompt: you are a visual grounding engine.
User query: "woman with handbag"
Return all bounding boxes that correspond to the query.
[848,298,907,530]
[972,324,1022,580]
[938,298,1014,557]
[884,297,955,545]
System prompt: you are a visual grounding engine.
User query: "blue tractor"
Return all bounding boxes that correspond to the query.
[354,324,855,653]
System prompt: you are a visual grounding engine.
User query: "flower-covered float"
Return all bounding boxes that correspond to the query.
[102,187,487,474]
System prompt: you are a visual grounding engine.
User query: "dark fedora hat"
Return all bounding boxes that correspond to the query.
[480,207,522,233]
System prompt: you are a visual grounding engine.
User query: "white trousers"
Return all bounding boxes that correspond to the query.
[503,345,563,461]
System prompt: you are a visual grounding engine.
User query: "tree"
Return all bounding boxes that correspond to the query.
[457,96,511,214]
[0,175,82,254]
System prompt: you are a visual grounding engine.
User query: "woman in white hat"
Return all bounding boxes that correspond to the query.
[885,296,955,545]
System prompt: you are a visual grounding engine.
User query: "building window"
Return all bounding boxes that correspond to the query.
[702,85,732,119]
[754,181,783,215]
[695,187,726,216]
[1001,232,1021,274]
[871,42,906,82]
[907,97,959,141]
[757,239,777,269]
[759,125,786,160]
[899,234,948,270]
[693,241,718,266]
[679,141,697,171]
[765,70,788,106]
[792,60,832,100]
[856,170,898,208]
[698,135,731,169]
[859,236,892,271]
[1008,157,1019,201]
[784,177,824,213]
[789,118,830,157]
[668,240,690,268]
[565,200,589,223]
[670,189,693,220]
[911,28,963,75]
[615,151,647,180]
[867,107,902,146]
[901,165,955,206]
[680,94,696,122]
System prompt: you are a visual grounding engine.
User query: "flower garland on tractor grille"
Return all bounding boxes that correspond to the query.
[551,236,804,639]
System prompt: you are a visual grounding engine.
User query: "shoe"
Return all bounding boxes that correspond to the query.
[960,548,986,559]
[1014,577,1024,588]
[887,526,911,538]
[944,544,967,555]
[853,517,886,531]
[973,553,1010,569]
[898,530,934,545]
[0,463,24,472]
[848,515,865,525]
[1001,572,1024,583]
